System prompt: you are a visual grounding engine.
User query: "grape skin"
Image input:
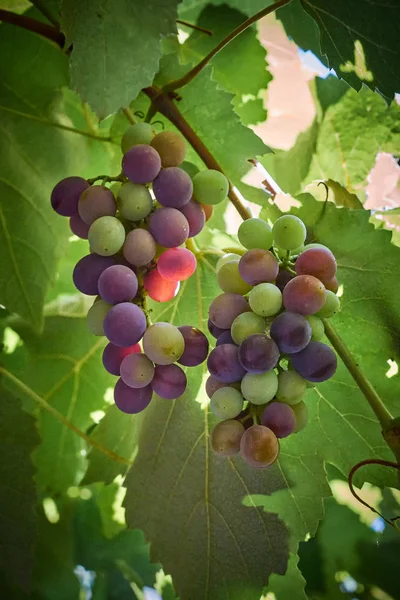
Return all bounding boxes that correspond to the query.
[295,248,337,280]
[283,275,326,315]
[144,269,179,302]
[241,370,278,405]
[216,253,242,272]
[179,199,206,237]
[316,290,340,318]
[210,420,245,457]
[153,167,193,208]
[102,343,141,376]
[272,215,306,250]
[149,207,189,248]
[275,269,294,292]
[322,275,339,293]
[122,144,161,183]
[207,343,246,383]
[88,216,126,257]
[192,170,229,205]
[291,341,337,382]
[239,249,279,286]
[238,218,273,251]
[86,299,112,336]
[216,330,235,346]
[208,293,251,330]
[117,182,153,221]
[240,424,279,469]
[217,260,252,295]
[78,185,116,225]
[152,364,187,399]
[305,315,325,341]
[51,176,89,217]
[210,387,244,420]
[270,311,312,354]
[143,323,185,365]
[239,334,279,374]
[123,228,156,267]
[178,326,209,367]
[292,401,308,432]
[231,312,266,345]
[201,203,213,221]
[69,214,90,239]
[248,283,282,317]
[121,123,154,154]
[98,265,138,304]
[208,318,226,339]
[114,378,153,414]
[73,254,116,296]
[151,131,187,167]
[120,353,155,388]
[205,377,240,399]
[261,402,296,438]
[104,302,147,347]
[157,248,197,282]
[276,370,306,405]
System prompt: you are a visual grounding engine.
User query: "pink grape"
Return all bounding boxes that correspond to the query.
[123,228,156,267]
[149,207,189,247]
[152,364,187,399]
[209,293,251,330]
[238,334,279,374]
[322,275,339,293]
[157,248,196,282]
[178,326,209,366]
[78,185,116,225]
[283,275,326,315]
[202,203,213,221]
[295,248,337,280]
[69,214,90,239]
[291,341,337,382]
[102,343,140,376]
[240,424,279,469]
[152,167,193,208]
[179,199,206,237]
[103,302,146,347]
[122,144,161,183]
[51,176,89,216]
[98,264,138,304]
[144,268,179,302]
[114,378,153,413]
[73,254,116,296]
[261,402,296,438]
[239,249,279,285]
[207,344,246,383]
[270,311,312,354]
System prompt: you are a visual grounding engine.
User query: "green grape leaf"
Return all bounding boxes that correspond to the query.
[0,392,39,591]
[266,553,307,599]
[45,238,87,303]
[306,179,363,209]
[61,0,180,119]
[314,75,350,114]
[277,0,323,60]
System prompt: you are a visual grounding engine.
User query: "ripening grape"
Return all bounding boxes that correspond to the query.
[151,131,187,167]
[144,269,179,302]
[209,293,251,330]
[114,378,153,414]
[231,312,266,345]
[317,290,340,318]
[272,215,306,250]
[78,185,116,225]
[120,353,155,388]
[305,315,325,341]
[270,311,312,354]
[152,364,187,399]
[238,334,279,374]
[98,265,138,304]
[207,343,246,383]
[210,386,244,420]
[275,269,294,292]
[295,248,337,281]
[261,402,296,438]
[69,214,90,239]
[248,283,282,317]
[86,299,112,336]
[143,323,185,365]
[240,424,279,469]
[178,326,209,366]
[179,199,206,237]
[51,176,89,217]
[88,216,126,257]
[216,253,242,272]
[121,122,154,154]
[102,343,140,376]
[180,161,200,178]
[157,247,197,282]
[238,218,273,251]
[201,203,213,221]
[283,275,326,315]
[192,170,229,205]
[216,330,235,346]
[122,144,161,183]
[303,243,334,255]
[149,207,189,247]
[292,400,308,432]
[210,420,245,457]
[291,341,337,382]
[276,370,306,405]
[322,275,339,293]
[205,376,240,399]
[239,249,279,285]
[117,182,153,221]
[123,228,156,267]
[153,167,193,208]
[104,302,147,347]
[208,319,227,339]
[217,260,252,295]
[73,254,116,296]
[240,370,278,405]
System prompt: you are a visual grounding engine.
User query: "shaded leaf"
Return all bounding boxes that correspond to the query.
[266,553,307,599]
[277,0,323,60]
[315,75,350,114]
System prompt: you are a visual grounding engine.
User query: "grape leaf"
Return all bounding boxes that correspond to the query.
[266,553,307,599]
[277,0,323,60]
[61,0,180,119]
[314,75,350,114]
[0,392,39,591]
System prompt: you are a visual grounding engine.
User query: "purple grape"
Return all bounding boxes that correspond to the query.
[123,228,156,267]
[208,319,226,339]
[51,176,89,217]
[238,334,279,374]
[261,402,296,438]
[78,185,116,225]
[114,378,153,413]
[295,248,337,280]
[239,249,279,285]
[207,344,246,383]
[103,302,147,347]
[208,293,251,330]
[216,330,235,346]
[177,326,209,366]
[153,167,193,208]
[152,364,187,399]
[275,269,294,292]
[69,214,90,239]
[290,341,337,382]
[149,207,189,247]
[102,343,141,375]
[180,200,206,237]
[270,311,312,354]
[206,376,226,399]
[122,144,161,183]
[283,275,326,315]
[120,353,155,388]
[98,264,138,304]
[73,254,116,295]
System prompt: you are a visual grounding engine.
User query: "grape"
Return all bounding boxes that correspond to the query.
[205,377,240,399]
[216,330,235,346]
[241,370,278,404]
[231,312,266,345]
[270,311,312,354]
[272,215,306,250]
[240,425,279,469]
[104,302,146,347]
[305,315,325,341]
[69,214,90,239]
[217,261,252,295]
[322,275,339,293]
[248,283,282,317]
[283,275,326,315]
[211,420,245,457]
[216,253,242,272]
[291,341,337,382]
[51,176,89,217]
[239,249,279,285]
[317,290,340,318]
[179,200,205,237]
[121,122,154,154]
[117,182,153,221]
[143,322,185,365]
[123,228,156,267]
[152,364,187,399]
[120,353,155,388]
[292,400,308,432]
[151,131,186,167]
[208,319,226,339]
[98,265,138,304]
[114,378,153,414]
[73,254,116,295]
[153,167,193,208]
[88,216,126,257]
[192,170,229,205]
[276,370,306,405]
[207,344,246,383]
[122,144,161,183]
[157,248,196,282]
[78,185,116,225]
[102,342,140,375]
[261,402,296,438]
[238,218,273,250]
[238,334,279,374]
[149,207,189,247]
[295,248,337,280]
[304,243,334,255]
[209,293,250,330]
[86,299,112,336]
[143,268,179,302]
[275,269,294,292]
[178,326,209,366]
[201,203,213,221]
[180,161,199,178]
[210,387,244,420]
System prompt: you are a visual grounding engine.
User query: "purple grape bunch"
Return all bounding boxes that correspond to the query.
[208,215,340,469]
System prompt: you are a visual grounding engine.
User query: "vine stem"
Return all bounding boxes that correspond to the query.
[122,107,137,125]
[0,368,132,466]
[0,8,65,46]
[176,19,213,36]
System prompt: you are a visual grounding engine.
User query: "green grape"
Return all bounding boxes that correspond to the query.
[210,387,244,420]
[275,244,304,259]
[192,170,229,205]
[272,215,306,250]
[88,216,126,256]
[121,123,154,154]
[238,218,273,250]
[231,312,266,345]
[276,371,306,405]
[292,400,308,432]
[143,322,185,365]
[180,161,200,178]
[217,261,252,295]
[216,253,242,272]
[87,299,112,336]
[249,283,282,317]
[241,370,278,405]
[305,315,325,341]
[117,182,153,221]
[317,290,340,318]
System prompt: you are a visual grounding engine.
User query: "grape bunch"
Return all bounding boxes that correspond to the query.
[49,123,225,413]
[207,215,339,469]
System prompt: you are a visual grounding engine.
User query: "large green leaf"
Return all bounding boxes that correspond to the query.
[277,0,323,60]
[61,0,180,119]
[0,392,39,591]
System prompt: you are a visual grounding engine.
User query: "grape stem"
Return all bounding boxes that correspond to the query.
[0,8,65,46]
[86,173,125,185]
[122,107,137,125]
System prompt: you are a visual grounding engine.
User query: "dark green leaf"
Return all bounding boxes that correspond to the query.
[277,0,323,60]
[315,75,350,113]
